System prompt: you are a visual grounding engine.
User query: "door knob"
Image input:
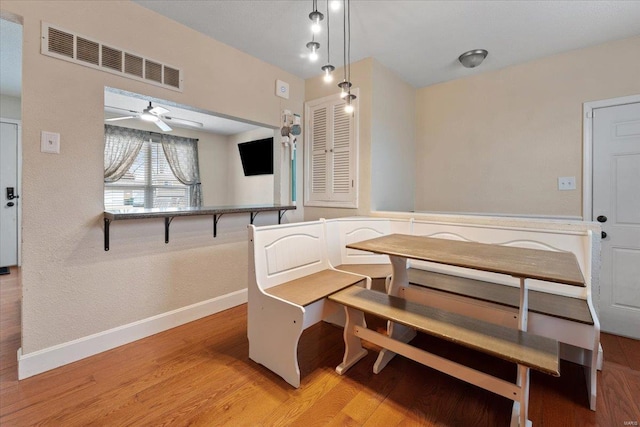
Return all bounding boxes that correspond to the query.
[6,202,14,207]
[597,215,607,223]
[601,231,607,239]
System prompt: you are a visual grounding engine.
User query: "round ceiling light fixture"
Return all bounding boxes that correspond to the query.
[458,49,488,68]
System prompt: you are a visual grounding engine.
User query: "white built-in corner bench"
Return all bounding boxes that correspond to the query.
[247,215,601,421]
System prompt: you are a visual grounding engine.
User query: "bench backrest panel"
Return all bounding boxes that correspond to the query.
[410,220,591,298]
[325,217,394,266]
[251,220,330,291]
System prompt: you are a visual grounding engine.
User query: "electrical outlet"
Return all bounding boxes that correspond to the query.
[558,176,576,191]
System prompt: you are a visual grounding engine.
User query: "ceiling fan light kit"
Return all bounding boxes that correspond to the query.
[140,112,158,122]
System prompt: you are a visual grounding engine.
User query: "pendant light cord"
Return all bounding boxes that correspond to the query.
[326,0,330,62]
[347,0,351,88]
[343,0,347,83]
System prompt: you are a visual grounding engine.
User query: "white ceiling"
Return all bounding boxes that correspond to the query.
[133,0,640,88]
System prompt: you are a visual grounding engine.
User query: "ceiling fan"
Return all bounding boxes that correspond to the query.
[105,101,203,132]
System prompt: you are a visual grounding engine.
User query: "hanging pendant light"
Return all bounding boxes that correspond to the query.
[344,93,356,114]
[309,0,324,33]
[322,65,335,82]
[321,0,334,83]
[306,40,320,61]
[340,0,355,113]
[338,80,351,98]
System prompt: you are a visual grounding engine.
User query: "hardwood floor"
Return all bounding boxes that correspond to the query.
[1,269,639,426]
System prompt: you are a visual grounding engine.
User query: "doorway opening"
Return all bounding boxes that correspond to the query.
[0,11,23,383]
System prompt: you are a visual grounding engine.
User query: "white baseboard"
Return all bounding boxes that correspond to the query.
[18,289,247,380]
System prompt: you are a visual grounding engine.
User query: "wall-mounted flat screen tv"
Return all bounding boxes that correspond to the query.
[238,137,273,176]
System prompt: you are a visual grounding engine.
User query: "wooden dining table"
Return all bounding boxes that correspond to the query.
[346,233,585,373]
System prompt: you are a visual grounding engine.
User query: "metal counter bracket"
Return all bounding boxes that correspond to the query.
[104,218,111,251]
[213,214,223,238]
[250,211,259,224]
[165,217,174,243]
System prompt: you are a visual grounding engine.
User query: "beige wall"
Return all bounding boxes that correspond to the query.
[415,36,640,217]
[226,127,276,205]
[197,131,229,206]
[2,0,304,355]
[371,60,415,211]
[195,126,277,207]
[0,94,21,119]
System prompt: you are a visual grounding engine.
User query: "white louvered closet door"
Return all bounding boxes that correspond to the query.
[331,102,353,202]
[304,92,358,208]
[310,105,329,201]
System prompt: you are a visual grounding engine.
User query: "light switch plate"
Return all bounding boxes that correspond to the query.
[276,79,289,99]
[41,131,60,154]
[558,176,576,190]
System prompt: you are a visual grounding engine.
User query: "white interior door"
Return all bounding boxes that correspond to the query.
[1,121,20,268]
[592,101,640,339]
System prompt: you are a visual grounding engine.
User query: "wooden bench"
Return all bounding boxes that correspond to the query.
[407,269,594,325]
[404,218,600,410]
[329,286,559,427]
[248,220,367,388]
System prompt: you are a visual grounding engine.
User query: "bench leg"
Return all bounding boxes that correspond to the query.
[586,362,598,411]
[585,342,600,410]
[510,365,532,427]
[518,278,529,332]
[373,322,417,374]
[374,255,418,374]
[597,342,603,370]
[336,307,368,375]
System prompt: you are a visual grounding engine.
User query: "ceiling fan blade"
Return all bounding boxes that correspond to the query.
[149,106,169,115]
[163,116,204,128]
[105,115,137,122]
[154,119,172,132]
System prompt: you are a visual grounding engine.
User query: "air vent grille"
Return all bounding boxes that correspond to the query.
[124,53,143,77]
[145,60,162,83]
[41,22,182,91]
[48,27,74,58]
[101,46,122,71]
[164,66,180,88]
[77,37,99,65]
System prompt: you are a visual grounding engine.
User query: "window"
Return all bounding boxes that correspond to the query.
[105,138,190,209]
[304,91,358,208]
